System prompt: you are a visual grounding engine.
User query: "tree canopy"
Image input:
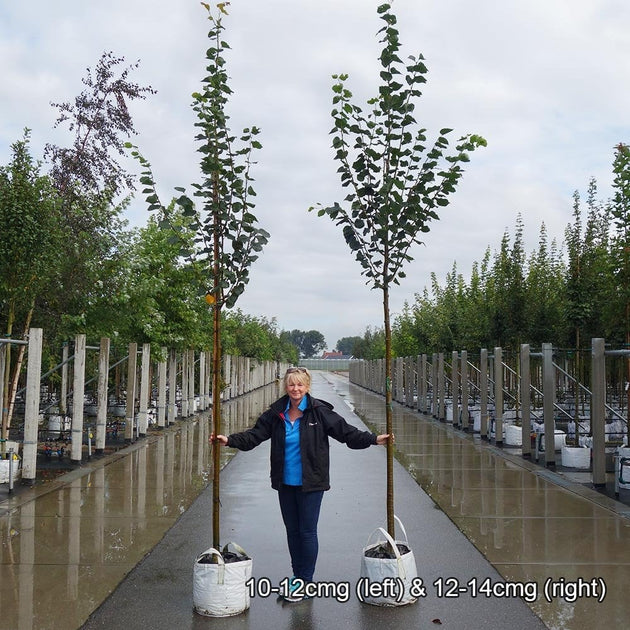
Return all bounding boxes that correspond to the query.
[311,2,485,537]
[283,329,327,358]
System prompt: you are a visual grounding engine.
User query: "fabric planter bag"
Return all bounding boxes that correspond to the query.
[359,515,418,607]
[504,424,522,446]
[0,453,21,483]
[560,445,591,469]
[193,542,252,617]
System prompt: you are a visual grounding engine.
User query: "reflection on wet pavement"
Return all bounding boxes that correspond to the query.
[4,369,630,630]
[323,372,630,630]
[0,381,282,630]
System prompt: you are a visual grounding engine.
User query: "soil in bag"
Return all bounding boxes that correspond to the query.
[364,542,411,559]
[222,551,251,563]
[197,551,251,564]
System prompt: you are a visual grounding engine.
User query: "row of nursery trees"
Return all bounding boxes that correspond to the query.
[0,51,315,390]
[0,1,487,542]
[347,158,630,359]
[6,1,628,542]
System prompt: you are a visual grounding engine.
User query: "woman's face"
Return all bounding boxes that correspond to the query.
[285,376,308,403]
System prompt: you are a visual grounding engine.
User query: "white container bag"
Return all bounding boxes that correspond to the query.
[560,445,591,469]
[359,515,418,607]
[504,424,523,446]
[193,542,252,617]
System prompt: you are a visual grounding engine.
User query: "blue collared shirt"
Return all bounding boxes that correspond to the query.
[282,396,308,486]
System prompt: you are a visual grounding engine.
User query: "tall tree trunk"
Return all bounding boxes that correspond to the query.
[383,283,394,538]
[1,302,15,441]
[626,302,630,447]
[212,169,222,550]
[6,307,34,432]
[212,300,222,550]
[574,328,581,447]
[2,303,34,440]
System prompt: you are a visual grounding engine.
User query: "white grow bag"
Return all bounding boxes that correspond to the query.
[560,445,591,469]
[193,542,252,617]
[0,453,21,484]
[504,424,523,446]
[359,515,418,607]
[539,429,566,452]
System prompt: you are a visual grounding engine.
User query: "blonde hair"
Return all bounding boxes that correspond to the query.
[283,366,311,391]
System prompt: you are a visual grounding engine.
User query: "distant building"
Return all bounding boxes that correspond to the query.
[300,352,353,371]
[321,351,353,360]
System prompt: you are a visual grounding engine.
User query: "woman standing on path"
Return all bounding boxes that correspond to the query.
[212,367,390,602]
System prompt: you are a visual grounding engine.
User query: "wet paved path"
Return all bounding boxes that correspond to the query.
[0,382,281,630]
[339,373,630,629]
[1,371,627,629]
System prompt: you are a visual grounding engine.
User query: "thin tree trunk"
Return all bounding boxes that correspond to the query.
[212,169,222,551]
[2,305,34,439]
[1,341,10,441]
[574,329,581,447]
[626,301,630,447]
[1,302,15,441]
[383,283,394,538]
[212,301,221,550]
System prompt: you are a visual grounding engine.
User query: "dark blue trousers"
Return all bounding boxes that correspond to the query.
[277,485,324,583]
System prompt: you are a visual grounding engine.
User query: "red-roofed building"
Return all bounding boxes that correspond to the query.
[321,350,352,360]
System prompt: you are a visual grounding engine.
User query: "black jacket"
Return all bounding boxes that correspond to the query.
[226,393,377,492]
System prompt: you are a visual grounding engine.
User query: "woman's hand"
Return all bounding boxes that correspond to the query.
[376,433,393,446]
[210,433,228,446]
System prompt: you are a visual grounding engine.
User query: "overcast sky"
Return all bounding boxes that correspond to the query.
[2,0,630,351]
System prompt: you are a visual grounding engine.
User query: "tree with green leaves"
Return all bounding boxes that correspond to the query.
[115,213,211,349]
[487,216,527,347]
[336,335,363,355]
[285,329,327,358]
[352,326,386,360]
[524,223,565,346]
[391,301,421,357]
[1,52,153,438]
[43,51,155,340]
[0,131,62,439]
[610,142,630,431]
[311,2,485,536]
[581,179,611,342]
[129,3,269,549]
[459,255,491,350]
[223,310,297,362]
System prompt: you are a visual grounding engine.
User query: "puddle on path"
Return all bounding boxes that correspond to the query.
[0,381,282,630]
[324,372,630,630]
